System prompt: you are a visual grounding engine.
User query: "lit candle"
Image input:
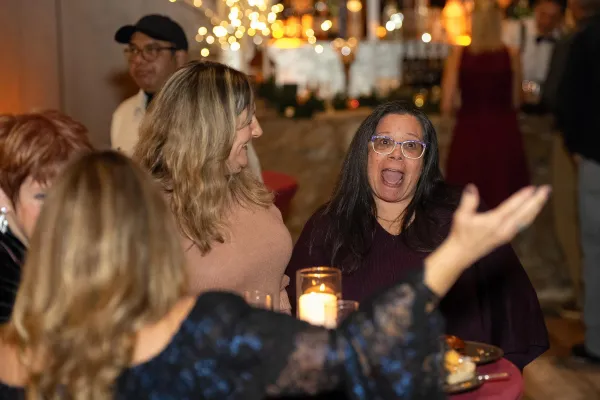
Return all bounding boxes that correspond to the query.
[296,267,342,327]
[298,284,338,328]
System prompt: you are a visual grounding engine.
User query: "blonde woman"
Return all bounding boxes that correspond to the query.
[0,151,550,399]
[134,61,292,313]
[442,0,530,208]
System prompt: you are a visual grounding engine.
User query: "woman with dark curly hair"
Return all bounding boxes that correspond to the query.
[286,101,548,370]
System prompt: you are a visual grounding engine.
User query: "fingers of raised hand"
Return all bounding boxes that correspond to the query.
[456,184,480,217]
[491,186,537,221]
[495,185,551,242]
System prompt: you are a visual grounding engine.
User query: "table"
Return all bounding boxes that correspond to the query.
[451,358,523,400]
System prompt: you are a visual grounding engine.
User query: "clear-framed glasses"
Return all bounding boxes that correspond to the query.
[124,45,176,62]
[370,135,427,159]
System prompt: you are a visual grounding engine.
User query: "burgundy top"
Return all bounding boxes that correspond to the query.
[285,206,549,370]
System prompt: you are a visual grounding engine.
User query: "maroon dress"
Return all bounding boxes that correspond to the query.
[445,46,530,208]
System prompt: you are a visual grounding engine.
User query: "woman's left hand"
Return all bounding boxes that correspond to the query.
[448,184,551,267]
[424,184,550,297]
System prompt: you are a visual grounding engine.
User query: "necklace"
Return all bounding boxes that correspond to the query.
[377,215,400,223]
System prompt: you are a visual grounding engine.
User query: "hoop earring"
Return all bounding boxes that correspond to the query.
[0,207,8,234]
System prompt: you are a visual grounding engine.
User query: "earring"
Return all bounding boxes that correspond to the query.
[0,207,8,234]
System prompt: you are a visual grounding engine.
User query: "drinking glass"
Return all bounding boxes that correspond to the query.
[325,300,359,327]
[243,290,273,310]
[336,300,359,323]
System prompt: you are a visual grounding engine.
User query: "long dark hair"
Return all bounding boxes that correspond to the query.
[320,101,458,273]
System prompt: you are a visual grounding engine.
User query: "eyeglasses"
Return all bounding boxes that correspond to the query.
[124,45,176,62]
[370,135,427,159]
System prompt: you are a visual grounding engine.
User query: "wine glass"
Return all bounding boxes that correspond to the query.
[336,300,359,324]
[325,300,359,327]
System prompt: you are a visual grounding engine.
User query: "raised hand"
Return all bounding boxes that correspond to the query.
[424,184,550,297]
[449,184,551,267]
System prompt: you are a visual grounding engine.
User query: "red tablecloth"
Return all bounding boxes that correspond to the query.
[262,170,298,218]
[451,358,523,400]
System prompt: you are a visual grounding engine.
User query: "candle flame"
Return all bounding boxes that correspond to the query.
[319,284,325,292]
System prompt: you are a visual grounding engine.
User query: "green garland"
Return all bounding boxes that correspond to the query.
[258,78,441,118]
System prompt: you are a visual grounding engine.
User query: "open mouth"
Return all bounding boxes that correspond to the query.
[381,168,404,187]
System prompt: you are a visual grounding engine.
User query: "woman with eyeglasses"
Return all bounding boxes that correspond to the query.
[286,101,549,373]
[0,151,549,399]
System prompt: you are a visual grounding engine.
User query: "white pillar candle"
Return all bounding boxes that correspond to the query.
[298,292,338,328]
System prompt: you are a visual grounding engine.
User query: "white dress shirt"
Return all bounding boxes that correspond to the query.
[110,90,263,181]
[502,17,560,84]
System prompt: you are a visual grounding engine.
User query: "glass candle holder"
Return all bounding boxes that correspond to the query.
[296,267,342,328]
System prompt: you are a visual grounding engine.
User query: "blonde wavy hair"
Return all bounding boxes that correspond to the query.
[4,151,186,399]
[470,0,504,53]
[133,60,272,255]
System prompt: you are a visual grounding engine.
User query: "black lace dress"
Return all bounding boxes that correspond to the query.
[0,270,446,399]
[0,227,26,324]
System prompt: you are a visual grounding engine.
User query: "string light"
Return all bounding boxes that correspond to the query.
[170,0,285,56]
[170,0,360,58]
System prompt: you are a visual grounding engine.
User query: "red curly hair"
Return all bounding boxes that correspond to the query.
[0,110,94,204]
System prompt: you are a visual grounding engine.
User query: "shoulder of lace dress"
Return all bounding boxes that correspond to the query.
[266,270,444,399]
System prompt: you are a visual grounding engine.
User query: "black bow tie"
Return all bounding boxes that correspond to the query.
[536,35,557,44]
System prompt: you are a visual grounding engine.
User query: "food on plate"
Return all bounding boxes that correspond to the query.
[445,349,476,385]
[445,334,466,351]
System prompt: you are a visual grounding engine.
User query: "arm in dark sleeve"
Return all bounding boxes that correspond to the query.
[285,206,333,315]
[196,269,445,399]
[266,270,445,399]
[557,31,591,154]
[542,35,573,116]
[478,244,549,369]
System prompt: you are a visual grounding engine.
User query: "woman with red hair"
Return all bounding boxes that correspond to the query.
[0,110,93,323]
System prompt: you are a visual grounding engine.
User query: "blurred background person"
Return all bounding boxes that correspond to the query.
[0,111,93,323]
[557,0,600,365]
[540,0,585,318]
[442,0,530,208]
[503,0,566,115]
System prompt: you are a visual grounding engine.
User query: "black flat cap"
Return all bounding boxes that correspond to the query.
[115,14,188,51]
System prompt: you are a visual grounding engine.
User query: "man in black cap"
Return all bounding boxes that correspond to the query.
[110,15,188,155]
[110,15,263,181]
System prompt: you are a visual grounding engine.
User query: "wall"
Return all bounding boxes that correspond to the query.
[0,0,61,114]
[0,0,209,147]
